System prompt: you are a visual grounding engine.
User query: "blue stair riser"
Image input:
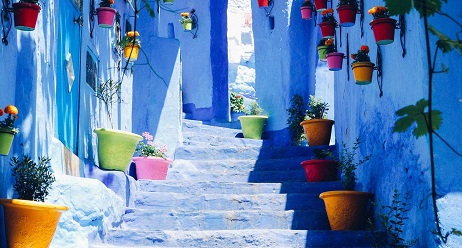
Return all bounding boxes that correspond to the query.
[122,209,330,230]
[182,121,241,137]
[182,135,264,148]
[134,192,326,211]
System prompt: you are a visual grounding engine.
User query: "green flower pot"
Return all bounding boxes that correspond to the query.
[182,22,192,31]
[94,128,142,172]
[0,128,16,156]
[238,115,268,140]
[317,45,328,62]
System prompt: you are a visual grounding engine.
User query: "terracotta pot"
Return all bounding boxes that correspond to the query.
[300,6,313,20]
[300,119,334,146]
[313,0,327,11]
[0,199,68,248]
[337,5,357,27]
[133,157,173,180]
[238,115,268,140]
[124,44,140,61]
[12,3,41,31]
[319,190,373,230]
[257,0,269,8]
[319,21,336,38]
[351,62,375,85]
[96,7,117,28]
[370,18,397,45]
[0,128,15,156]
[300,160,337,182]
[317,45,328,62]
[326,52,344,71]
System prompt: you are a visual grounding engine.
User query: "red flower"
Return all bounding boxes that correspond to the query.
[0,108,3,116]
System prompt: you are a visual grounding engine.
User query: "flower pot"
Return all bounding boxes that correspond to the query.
[319,191,373,230]
[313,0,327,11]
[12,3,41,31]
[319,21,336,38]
[257,0,269,8]
[0,128,15,156]
[94,128,142,172]
[182,22,193,31]
[317,45,328,62]
[326,52,344,71]
[163,0,174,4]
[337,5,357,27]
[370,18,397,45]
[300,6,313,20]
[96,7,117,28]
[0,199,68,247]
[351,62,375,85]
[124,44,140,61]
[300,119,334,146]
[300,160,338,182]
[238,115,268,140]
[133,157,173,180]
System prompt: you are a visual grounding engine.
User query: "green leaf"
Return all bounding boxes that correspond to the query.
[384,0,413,16]
[393,116,415,133]
[414,0,444,17]
[393,99,442,138]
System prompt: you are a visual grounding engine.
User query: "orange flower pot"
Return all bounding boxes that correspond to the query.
[124,44,140,61]
[351,62,375,85]
[300,119,334,146]
[319,190,373,230]
[0,199,68,248]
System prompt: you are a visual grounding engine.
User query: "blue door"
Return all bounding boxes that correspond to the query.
[55,0,81,153]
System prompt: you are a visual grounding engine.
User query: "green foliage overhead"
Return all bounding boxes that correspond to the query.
[429,25,462,55]
[384,0,447,17]
[393,99,442,138]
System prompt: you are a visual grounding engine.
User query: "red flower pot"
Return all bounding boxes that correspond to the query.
[12,3,41,31]
[337,5,357,27]
[300,160,338,182]
[133,157,173,180]
[96,7,117,28]
[257,0,269,8]
[370,18,397,45]
[300,6,313,20]
[313,0,327,11]
[319,21,336,38]
[326,52,344,71]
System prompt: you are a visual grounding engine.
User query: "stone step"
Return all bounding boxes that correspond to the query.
[182,119,241,137]
[99,229,374,247]
[174,145,333,160]
[122,209,330,230]
[135,192,325,211]
[182,131,266,147]
[138,180,344,194]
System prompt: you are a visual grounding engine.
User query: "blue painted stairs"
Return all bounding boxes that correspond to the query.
[92,119,372,247]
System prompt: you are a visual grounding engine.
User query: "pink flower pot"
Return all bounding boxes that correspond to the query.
[326,52,344,71]
[370,18,397,45]
[319,21,336,38]
[300,6,313,20]
[96,7,117,28]
[133,157,173,180]
[337,5,357,27]
[12,3,41,31]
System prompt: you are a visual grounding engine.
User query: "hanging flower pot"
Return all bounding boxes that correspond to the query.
[313,0,327,11]
[96,7,117,28]
[0,129,15,156]
[257,0,269,8]
[326,52,344,71]
[370,18,397,45]
[119,31,141,61]
[351,62,375,85]
[300,0,314,20]
[300,160,338,182]
[337,5,357,27]
[317,45,328,62]
[179,12,194,31]
[0,105,19,156]
[12,3,41,31]
[163,0,174,4]
[133,157,173,180]
[319,21,336,38]
[124,44,140,61]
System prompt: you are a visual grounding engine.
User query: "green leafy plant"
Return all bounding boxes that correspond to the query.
[135,132,167,158]
[337,0,358,8]
[338,138,371,190]
[118,31,141,48]
[368,190,418,248]
[301,0,313,7]
[324,38,337,54]
[95,79,122,128]
[305,95,329,120]
[230,92,246,113]
[179,12,193,24]
[321,8,336,23]
[286,94,306,145]
[313,148,335,160]
[10,156,55,202]
[351,45,371,63]
[248,101,263,116]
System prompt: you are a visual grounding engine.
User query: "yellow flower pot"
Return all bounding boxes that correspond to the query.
[124,44,140,61]
[0,199,68,248]
[351,62,375,85]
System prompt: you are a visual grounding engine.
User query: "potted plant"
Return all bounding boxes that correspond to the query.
[96,0,117,28]
[313,0,327,12]
[317,38,328,62]
[119,31,141,61]
[300,0,314,20]
[300,95,334,146]
[351,45,375,85]
[179,12,194,31]
[230,91,246,122]
[12,0,41,31]
[0,156,68,247]
[163,0,174,4]
[0,105,19,156]
[368,6,397,45]
[238,101,268,140]
[336,0,358,27]
[300,148,338,182]
[319,8,337,38]
[324,38,345,71]
[286,94,306,146]
[319,138,372,230]
[257,0,269,8]
[132,132,172,180]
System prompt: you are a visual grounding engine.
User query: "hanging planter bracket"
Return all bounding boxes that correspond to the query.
[396,14,407,58]
[1,0,13,45]
[358,0,364,37]
[375,44,383,97]
[188,9,198,38]
[89,0,96,38]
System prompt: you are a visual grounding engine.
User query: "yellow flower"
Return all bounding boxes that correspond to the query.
[181,12,190,17]
[368,6,377,15]
[4,105,18,115]
[127,31,140,37]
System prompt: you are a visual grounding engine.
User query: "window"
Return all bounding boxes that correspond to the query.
[86,50,98,91]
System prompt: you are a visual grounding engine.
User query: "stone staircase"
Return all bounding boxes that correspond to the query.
[92,119,372,247]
